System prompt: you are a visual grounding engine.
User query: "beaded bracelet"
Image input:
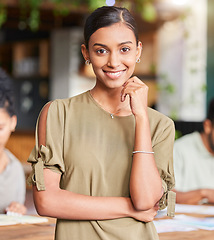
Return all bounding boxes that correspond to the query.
[132,150,154,154]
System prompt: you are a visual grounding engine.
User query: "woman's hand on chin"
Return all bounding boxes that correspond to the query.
[121,76,149,117]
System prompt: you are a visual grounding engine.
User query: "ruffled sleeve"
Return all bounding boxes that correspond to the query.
[151,115,176,217]
[27,100,65,191]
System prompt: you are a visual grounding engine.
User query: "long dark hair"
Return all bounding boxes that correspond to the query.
[84,6,138,49]
[0,68,16,117]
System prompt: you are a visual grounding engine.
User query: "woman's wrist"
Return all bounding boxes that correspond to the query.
[134,113,153,152]
[134,111,149,121]
[122,197,134,218]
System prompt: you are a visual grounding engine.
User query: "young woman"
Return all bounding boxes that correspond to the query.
[28,6,175,240]
[0,68,26,215]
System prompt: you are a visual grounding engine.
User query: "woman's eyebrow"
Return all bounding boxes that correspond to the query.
[93,43,107,47]
[119,41,133,45]
[93,41,133,47]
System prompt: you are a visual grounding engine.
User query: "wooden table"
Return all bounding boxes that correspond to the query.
[159,230,214,240]
[0,217,56,240]
[1,216,214,240]
[159,212,214,240]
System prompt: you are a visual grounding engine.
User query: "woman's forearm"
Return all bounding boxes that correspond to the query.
[34,186,159,223]
[130,115,162,210]
[33,169,157,222]
[34,185,133,220]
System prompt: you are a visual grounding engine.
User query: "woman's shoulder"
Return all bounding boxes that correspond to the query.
[174,131,199,146]
[148,107,174,127]
[4,149,18,162]
[4,149,23,169]
[38,91,90,127]
[48,91,89,110]
[148,108,175,144]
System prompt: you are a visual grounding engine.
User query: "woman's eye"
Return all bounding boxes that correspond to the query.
[121,47,130,53]
[96,49,107,54]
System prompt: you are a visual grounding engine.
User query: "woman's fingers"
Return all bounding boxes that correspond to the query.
[123,76,143,86]
[121,77,149,116]
[121,77,148,99]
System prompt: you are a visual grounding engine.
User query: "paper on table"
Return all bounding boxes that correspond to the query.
[156,204,214,219]
[174,214,214,230]
[0,214,48,226]
[155,208,167,218]
[154,218,198,233]
[175,204,214,215]
[154,214,214,233]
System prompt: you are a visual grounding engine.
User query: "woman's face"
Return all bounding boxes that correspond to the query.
[82,22,142,89]
[0,108,17,152]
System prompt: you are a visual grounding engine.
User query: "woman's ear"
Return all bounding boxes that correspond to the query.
[10,115,17,132]
[136,41,142,60]
[81,44,90,61]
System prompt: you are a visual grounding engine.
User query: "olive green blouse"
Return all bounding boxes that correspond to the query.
[28,91,175,240]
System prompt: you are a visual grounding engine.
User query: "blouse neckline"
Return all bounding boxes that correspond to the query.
[87,90,133,119]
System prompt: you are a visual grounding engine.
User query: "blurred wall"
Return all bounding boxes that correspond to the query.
[207,0,214,110]
[50,28,95,100]
[157,0,207,121]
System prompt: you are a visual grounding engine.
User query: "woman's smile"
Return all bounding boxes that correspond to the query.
[103,69,126,80]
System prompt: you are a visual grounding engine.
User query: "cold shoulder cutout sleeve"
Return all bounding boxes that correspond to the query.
[27,100,65,191]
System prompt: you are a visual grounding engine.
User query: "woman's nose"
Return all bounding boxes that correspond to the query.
[107,52,120,68]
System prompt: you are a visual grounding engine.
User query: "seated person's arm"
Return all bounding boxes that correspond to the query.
[173,188,214,204]
[6,202,26,215]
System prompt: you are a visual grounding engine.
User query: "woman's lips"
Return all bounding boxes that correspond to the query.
[103,70,126,79]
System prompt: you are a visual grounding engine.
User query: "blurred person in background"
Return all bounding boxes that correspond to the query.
[173,98,214,204]
[0,67,26,215]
